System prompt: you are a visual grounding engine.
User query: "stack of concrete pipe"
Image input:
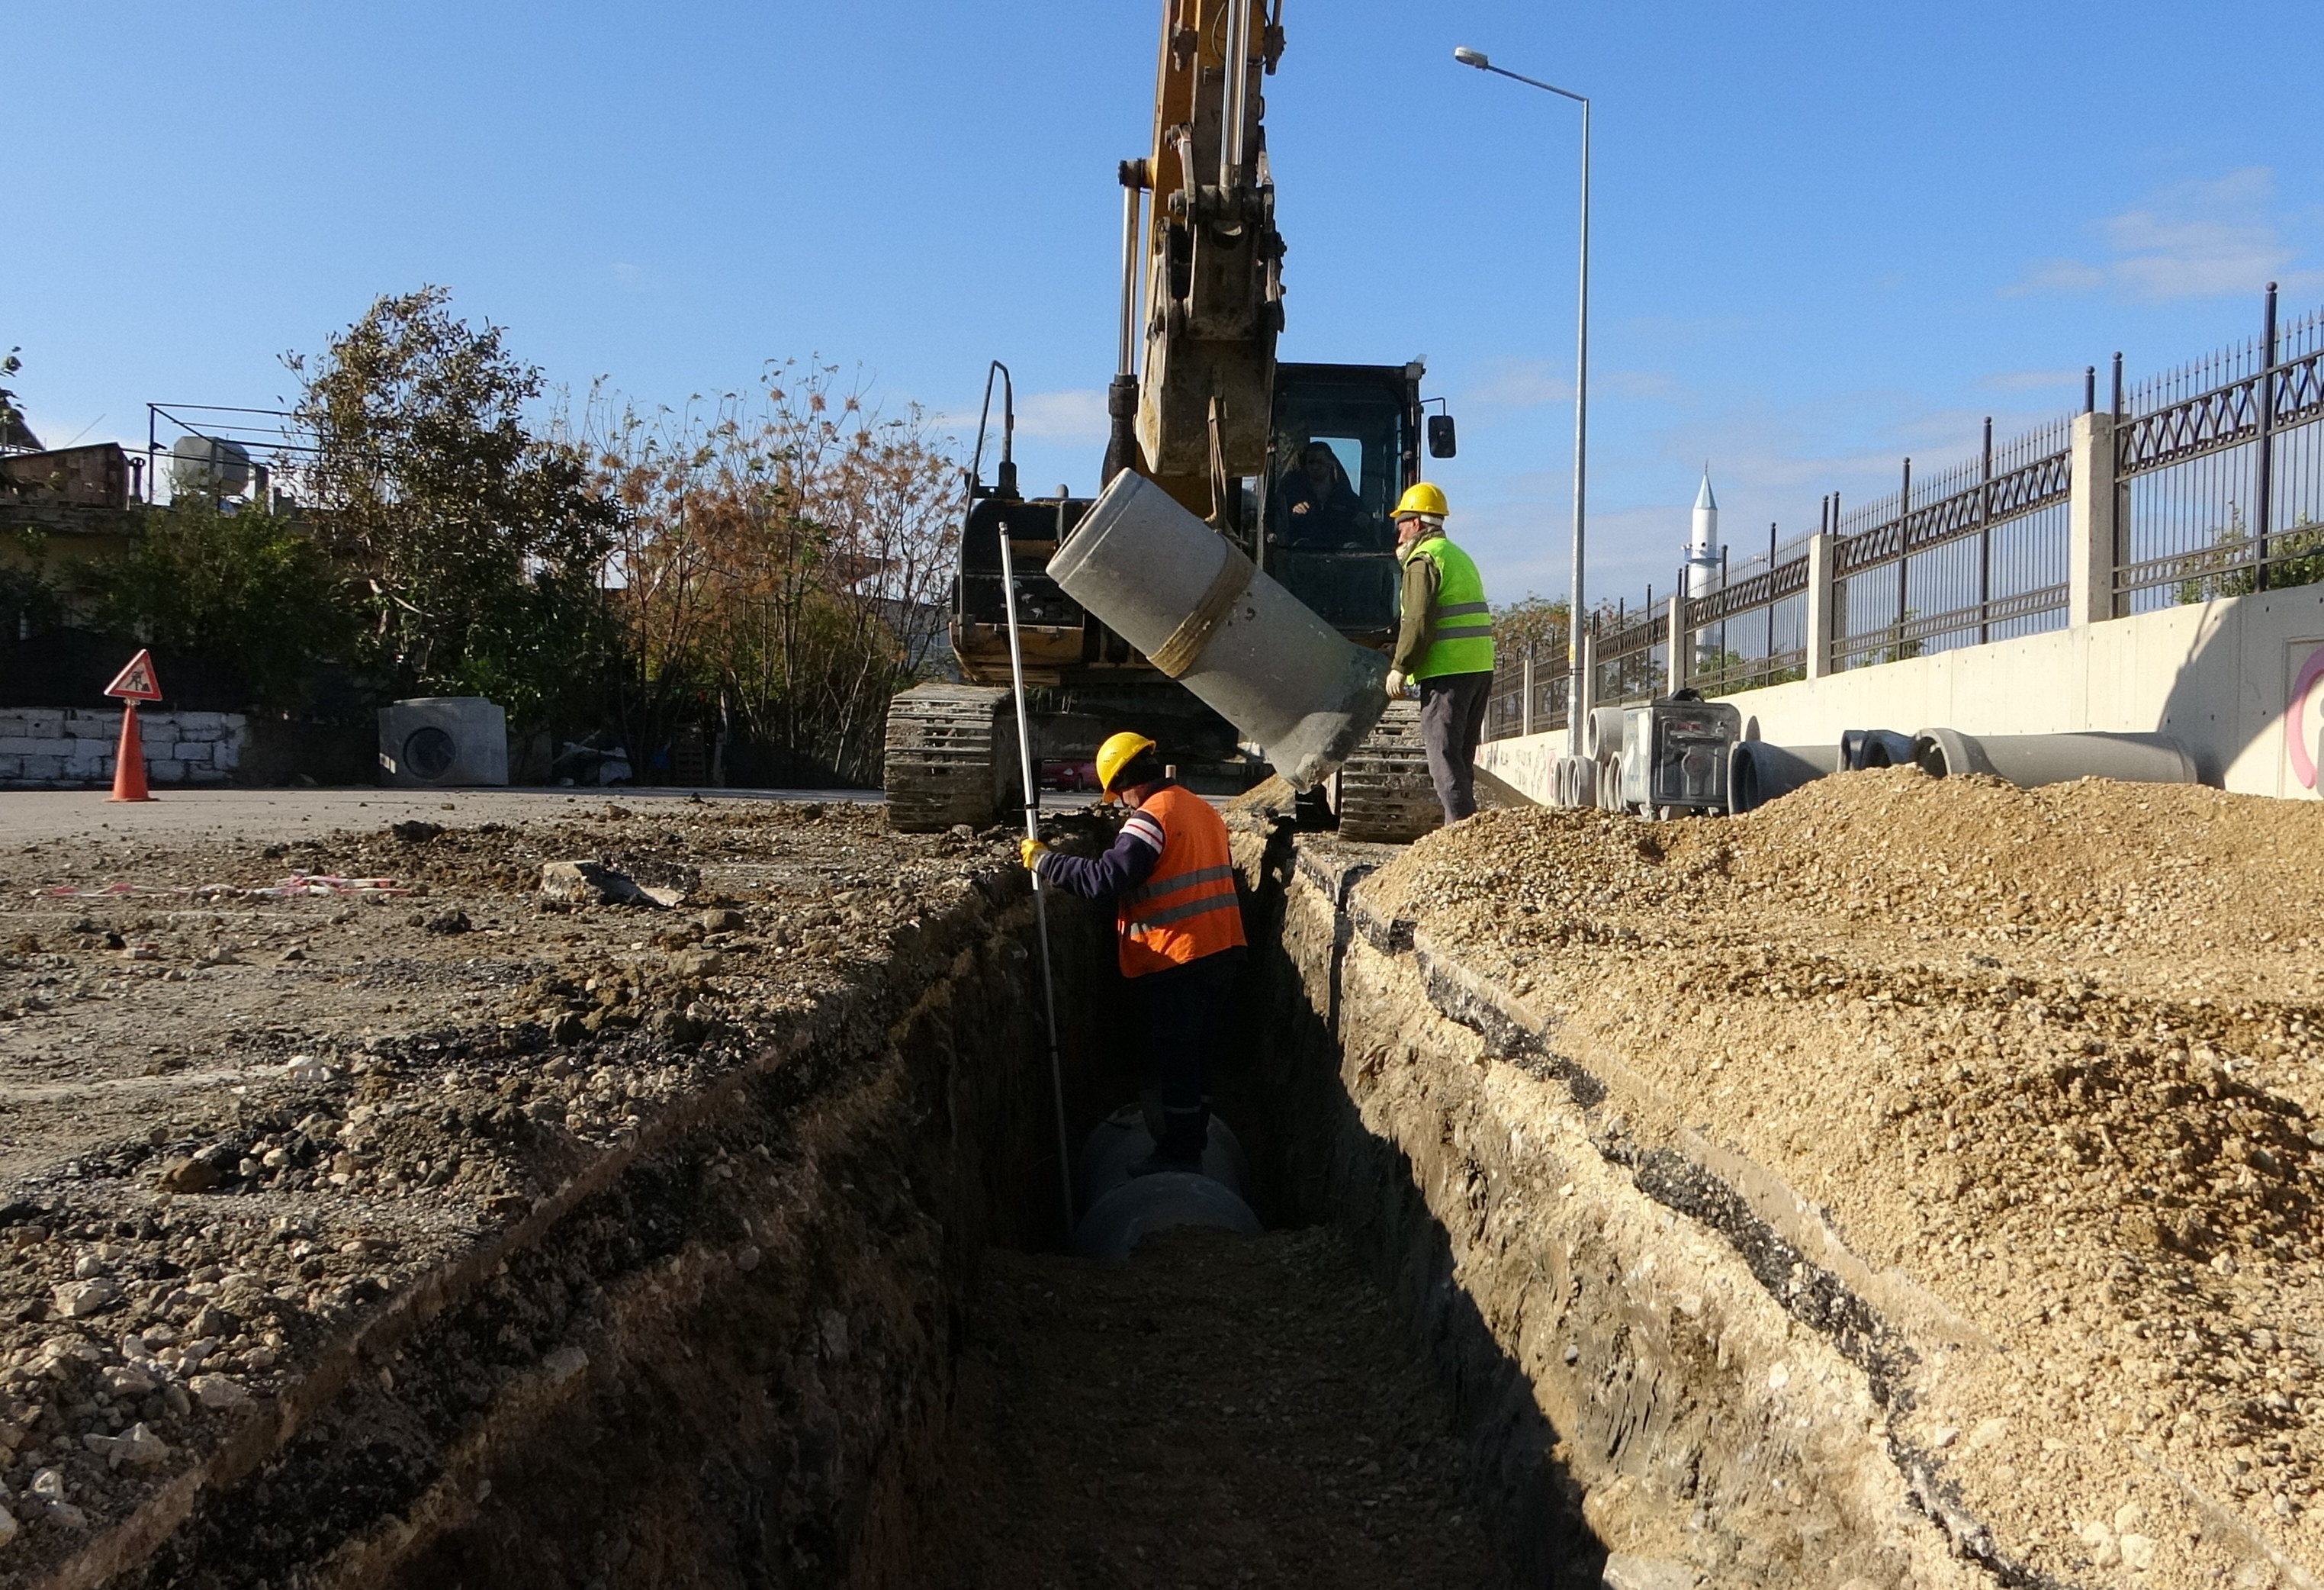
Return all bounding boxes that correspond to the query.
[1725,726,2199,815]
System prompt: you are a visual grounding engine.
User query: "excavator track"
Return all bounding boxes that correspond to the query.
[1335,700,1440,844]
[883,684,1018,832]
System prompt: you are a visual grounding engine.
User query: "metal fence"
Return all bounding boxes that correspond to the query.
[2115,298,2324,609]
[1485,284,2324,739]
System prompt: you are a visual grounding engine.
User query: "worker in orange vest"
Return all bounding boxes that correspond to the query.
[1022,731,1247,1176]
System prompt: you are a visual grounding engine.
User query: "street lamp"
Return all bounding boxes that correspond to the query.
[1454,45,1590,761]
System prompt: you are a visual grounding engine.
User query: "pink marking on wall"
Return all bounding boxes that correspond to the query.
[2286,643,2324,790]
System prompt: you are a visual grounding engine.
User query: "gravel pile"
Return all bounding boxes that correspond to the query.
[0,800,1014,1577]
[1364,771,2324,1587]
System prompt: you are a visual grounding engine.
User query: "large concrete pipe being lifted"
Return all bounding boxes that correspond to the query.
[1726,742,1843,814]
[1071,1107,1263,1260]
[1911,728,2200,787]
[1048,472,1388,789]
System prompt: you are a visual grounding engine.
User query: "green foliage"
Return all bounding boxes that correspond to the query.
[2175,506,2324,603]
[1491,593,1569,661]
[0,345,36,452]
[0,532,63,639]
[76,498,356,710]
[292,287,622,723]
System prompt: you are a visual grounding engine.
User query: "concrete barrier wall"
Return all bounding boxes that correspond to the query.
[0,709,247,789]
[1479,581,2324,802]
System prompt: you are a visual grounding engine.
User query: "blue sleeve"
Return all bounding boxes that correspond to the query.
[1037,825,1161,901]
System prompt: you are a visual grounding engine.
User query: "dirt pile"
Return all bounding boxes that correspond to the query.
[1363,771,2324,1586]
[896,1226,1503,1589]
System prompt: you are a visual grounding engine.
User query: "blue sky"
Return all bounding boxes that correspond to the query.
[8,1,2322,609]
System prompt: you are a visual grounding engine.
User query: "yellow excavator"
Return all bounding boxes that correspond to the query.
[882,0,1454,840]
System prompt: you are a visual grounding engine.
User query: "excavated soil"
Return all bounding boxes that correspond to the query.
[895,1227,1501,1590]
[0,798,1027,1584]
[1362,770,2324,1587]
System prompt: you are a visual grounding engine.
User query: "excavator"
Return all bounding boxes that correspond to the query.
[882,0,1454,842]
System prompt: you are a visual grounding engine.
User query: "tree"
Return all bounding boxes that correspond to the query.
[77,496,356,710]
[291,288,622,724]
[589,360,960,784]
[0,346,37,453]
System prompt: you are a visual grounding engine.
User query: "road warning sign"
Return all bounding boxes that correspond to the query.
[104,649,163,702]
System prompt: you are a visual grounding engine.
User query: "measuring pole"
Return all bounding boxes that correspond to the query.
[996,527,1078,1239]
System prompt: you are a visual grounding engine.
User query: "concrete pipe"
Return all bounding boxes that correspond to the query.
[1048,472,1387,789]
[1078,1106,1249,1209]
[1726,742,1842,815]
[1070,1173,1265,1261]
[1911,728,2200,788]
[1840,729,1916,771]
[1552,755,1599,809]
[1586,706,1628,761]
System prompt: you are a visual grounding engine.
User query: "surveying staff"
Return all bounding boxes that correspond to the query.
[1384,482,1496,826]
[1021,732,1247,1176]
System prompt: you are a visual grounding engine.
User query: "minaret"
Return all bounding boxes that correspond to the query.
[1685,467,1721,598]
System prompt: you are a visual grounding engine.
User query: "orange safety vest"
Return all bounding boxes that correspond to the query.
[1116,784,1246,978]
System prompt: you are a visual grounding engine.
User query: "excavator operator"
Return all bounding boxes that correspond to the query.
[1275,441,1372,546]
[1385,482,1496,826]
[1021,732,1248,1176]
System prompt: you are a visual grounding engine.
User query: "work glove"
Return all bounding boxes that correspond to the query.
[1384,669,1410,699]
[1019,838,1049,872]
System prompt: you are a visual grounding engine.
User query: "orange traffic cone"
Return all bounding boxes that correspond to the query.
[109,703,154,803]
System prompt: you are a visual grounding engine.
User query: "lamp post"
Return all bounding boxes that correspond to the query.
[1454,45,1590,760]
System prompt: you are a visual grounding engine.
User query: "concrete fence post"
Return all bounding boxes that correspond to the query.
[2068,410,2119,626]
[1664,594,1686,695]
[1805,531,1836,679]
[1520,649,1535,737]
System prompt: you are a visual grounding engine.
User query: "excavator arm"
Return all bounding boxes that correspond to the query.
[1107,0,1286,520]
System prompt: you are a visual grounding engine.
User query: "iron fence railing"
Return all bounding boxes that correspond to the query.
[1481,285,2324,742]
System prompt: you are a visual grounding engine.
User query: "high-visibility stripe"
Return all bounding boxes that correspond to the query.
[1432,624,1494,639]
[1435,600,1490,616]
[1126,891,1242,932]
[1127,863,1236,906]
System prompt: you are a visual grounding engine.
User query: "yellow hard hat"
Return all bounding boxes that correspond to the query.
[1393,481,1449,520]
[1093,731,1159,800]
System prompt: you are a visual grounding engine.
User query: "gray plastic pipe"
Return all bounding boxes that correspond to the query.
[1047,472,1388,788]
[1840,729,1916,771]
[1726,742,1843,814]
[1911,729,2199,787]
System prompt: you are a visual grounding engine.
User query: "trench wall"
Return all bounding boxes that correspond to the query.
[1231,812,2017,1590]
[73,867,1101,1590]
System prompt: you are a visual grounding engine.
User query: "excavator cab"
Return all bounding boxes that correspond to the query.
[1259,361,1431,647]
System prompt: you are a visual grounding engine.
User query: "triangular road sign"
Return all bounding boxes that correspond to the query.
[104,649,163,702]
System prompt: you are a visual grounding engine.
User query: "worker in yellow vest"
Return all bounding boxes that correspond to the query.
[1384,482,1496,826]
[1021,732,1248,1176]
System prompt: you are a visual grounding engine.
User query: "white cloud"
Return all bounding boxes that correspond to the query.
[2004,169,2309,301]
[1980,367,2085,393]
[1464,358,1573,407]
[1012,388,1110,440]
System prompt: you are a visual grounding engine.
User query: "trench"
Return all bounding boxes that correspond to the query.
[90,806,2007,1590]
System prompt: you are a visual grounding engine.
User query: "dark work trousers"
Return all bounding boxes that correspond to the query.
[1419,670,1493,825]
[1128,945,1247,1160]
